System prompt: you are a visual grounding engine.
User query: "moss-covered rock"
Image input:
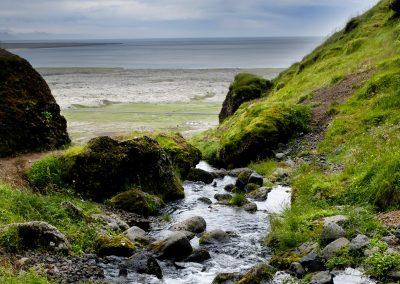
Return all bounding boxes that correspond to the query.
[95,235,135,257]
[186,168,214,184]
[110,189,164,216]
[237,262,276,284]
[66,136,183,201]
[219,73,272,123]
[0,49,70,157]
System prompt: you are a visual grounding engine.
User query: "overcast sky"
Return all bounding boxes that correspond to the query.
[0,0,380,39]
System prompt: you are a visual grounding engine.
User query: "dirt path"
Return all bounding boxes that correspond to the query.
[0,151,60,188]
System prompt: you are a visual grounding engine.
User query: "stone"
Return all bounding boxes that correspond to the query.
[246,187,271,201]
[300,252,326,272]
[91,214,129,232]
[212,169,228,178]
[214,193,232,202]
[364,246,380,257]
[321,238,350,259]
[382,235,399,246]
[289,262,305,277]
[228,168,253,177]
[311,271,333,284]
[237,262,276,284]
[243,202,257,213]
[120,251,162,279]
[186,168,214,184]
[243,183,260,193]
[212,272,244,284]
[235,171,251,190]
[248,173,263,186]
[96,235,135,257]
[224,184,235,192]
[198,197,212,205]
[124,226,153,244]
[152,232,193,261]
[199,229,230,245]
[296,242,319,255]
[171,216,207,233]
[61,201,85,220]
[185,248,211,263]
[349,234,370,252]
[0,221,70,253]
[0,48,70,157]
[323,215,348,225]
[179,230,196,240]
[110,189,164,216]
[389,270,400,281]
[321,222,346,243]
[275,153,285,160]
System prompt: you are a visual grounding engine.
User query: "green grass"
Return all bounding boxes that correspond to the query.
[248,159,278,177]
[0,182,101,255]
[229,193,247,206]
[0,264,51,284]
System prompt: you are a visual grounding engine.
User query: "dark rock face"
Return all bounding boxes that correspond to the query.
[185,248,211,263]
[0,49,70,157]
[68,136,184,202]
[219,73,272,123]
[110,189,164,216]
[170,216,207,233]
[212,272,244,284]
[152,232,193,261]
[95,235,135,257]
[300,252,325,272]
[390,0,400,13]
[186,168,214,184]
[121,251,163,279]
[238,262,276,284]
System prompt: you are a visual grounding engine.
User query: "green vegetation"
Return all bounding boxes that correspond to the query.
[229,193,247,206]
[0,264,51,284]
[0,182,100,255]
[364,252,400,278]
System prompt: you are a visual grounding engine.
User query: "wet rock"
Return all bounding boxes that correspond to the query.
[224,184,235,192]
[0,48,70,157]
[246,187,271,201]
[179,230,196,240]
[96,235,135,257]
[228,168,253,177]
[243,202,257,213]
[311,271,333,284]
[171,216,207,233]
[0,221,70,253]
[237,262,276,284]
[300,252,325,272]
[212,169,228,178]
[186,168,214,184]
[124,226,153,244]
[214,193,232,202]
[321,238,350,259]
[289,262,305,277]
[389,270,400,281]
[61,201,85,220]
[199,229,230,245]
[243,183,260,193]
[212,272,244,284]
[275,153,285,160]
[349,234,370,252]
[110,189,164,216]
[92,214,129,232]
[185,248,211,263]
[152,232,193,261]
[198,197,212,205]
[321,222,345,243]
[121,251,162,279]
[248,173,263,186]
[235,171,252,190]
[382,235,399,246]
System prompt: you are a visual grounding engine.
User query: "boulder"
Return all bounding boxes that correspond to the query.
[212,272,244,284]
[246,187,271,201]
[228,168,253,177]
[289,262,305,277]
[321,222,345,244]
[184,248,211,263]
[300,252,325,272]
[248,173,263,186]
[349,234,370,252]
[390,0,400,13]
[198,197,212,205]
[61,201,85,220]
[91,214,129,232]
[120,251,162,279]
[311,271,333,284]
[296,242,319,255]
[199,229,230,245]
[321,238,350,259]
[171,216,207,233]
[186,168,214,184]
[180,230,196,240]
[224,184,235,192]
[235,171,251,190]
[68,136,184,201]
[0,49,70,157]
[95,235,135,257]
[322,215,348,226]
[124,226,153,244]
[243,183,260,193]
[110,189,164,216]
[152,232,193,261]
[212,169,229,178]
[0,221,70,253]
[237,262,276,284]
[243,202,257,213]
[214,193,232,202]
[219,73,272,123]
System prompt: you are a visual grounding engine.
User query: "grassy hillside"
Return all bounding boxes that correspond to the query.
[193,0,400,278]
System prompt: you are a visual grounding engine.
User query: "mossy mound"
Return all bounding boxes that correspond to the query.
[193,103,310,168]
[219,73,272,123]
[0,49,70,157]
[110,189,164,216]
[28,136,184,202]
[95,235,135,257]
[237,263,276,284]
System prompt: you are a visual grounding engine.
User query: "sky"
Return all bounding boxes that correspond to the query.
[0,0,380,39]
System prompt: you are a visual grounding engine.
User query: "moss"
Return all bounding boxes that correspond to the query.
[244,183,260,192]
[229,193,247,207]
[364,251,400,279]
[270,252,301,270]
[95,235,136,257]
[237,263,276,284]
[109,189,164,216]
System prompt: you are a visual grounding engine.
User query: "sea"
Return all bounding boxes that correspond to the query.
[4,37,322,109]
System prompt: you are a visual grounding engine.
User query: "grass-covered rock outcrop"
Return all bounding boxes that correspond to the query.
[219,73,272,123]
[0,48,70,157]
[28,136,184,202]
[192,103,310,168]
